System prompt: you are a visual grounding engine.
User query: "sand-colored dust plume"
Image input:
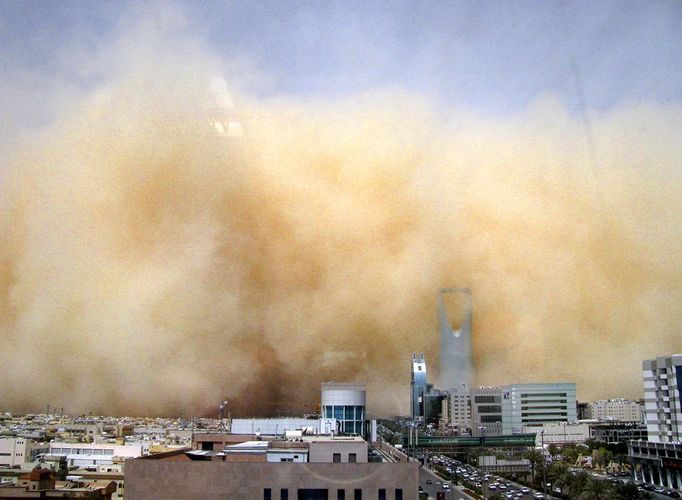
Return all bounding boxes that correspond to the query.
[1,55,681,416]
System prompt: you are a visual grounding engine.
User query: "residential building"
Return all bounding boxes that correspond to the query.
[440,384,471,434]
[49,442,143,468]
[0,468,117,499]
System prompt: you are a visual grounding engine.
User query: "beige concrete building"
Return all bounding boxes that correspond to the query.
[440,384,471,433]
[585,399,642,422]
[125,459,417,500]
[307,436,367,463]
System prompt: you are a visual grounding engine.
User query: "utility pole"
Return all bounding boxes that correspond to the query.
[541,430,547,496]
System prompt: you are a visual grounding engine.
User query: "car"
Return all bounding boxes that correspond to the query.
[488,485,497,491]
[533,494,545,500]
[442,484,451,490]
[665,491,681,499]
[521,487,530,494]
[425,480,432,485]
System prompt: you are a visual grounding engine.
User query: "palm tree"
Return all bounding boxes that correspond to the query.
[524,448,544,487]
[547,463,571,495]
[567,470,589,499]
[581,476,613,500]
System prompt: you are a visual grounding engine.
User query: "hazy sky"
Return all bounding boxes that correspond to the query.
[1,0,681,132]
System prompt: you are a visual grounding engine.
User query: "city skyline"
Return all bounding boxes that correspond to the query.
[0,1,681,417]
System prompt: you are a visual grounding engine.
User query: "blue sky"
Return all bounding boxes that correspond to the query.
[1,0,680,131]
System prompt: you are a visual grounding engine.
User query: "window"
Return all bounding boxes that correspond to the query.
[354,489,362,500]
[475,395,498,403]
[478,405,502,413]
[349,453,357,463]
[263,488,272,500]
[281,488,288,500]
[378,489,386,500]
[345,406,354,420]
[337,490,345,500]
[395,489,403,500]
[333,453,341,463]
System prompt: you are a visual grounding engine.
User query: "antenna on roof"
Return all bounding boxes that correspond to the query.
[218,400,230,433]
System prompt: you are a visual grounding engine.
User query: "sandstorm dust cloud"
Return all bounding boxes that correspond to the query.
[1,62,681,416]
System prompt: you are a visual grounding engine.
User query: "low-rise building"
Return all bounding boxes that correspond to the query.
[126,458,416,499]
[0,438,48,467]
[584,399,642,422]
[534,422,591,445]
[0,467,117,499]
[49,442,143,468]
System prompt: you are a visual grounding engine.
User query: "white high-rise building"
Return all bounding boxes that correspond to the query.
[642,354,682,442]
[629,354,682,490]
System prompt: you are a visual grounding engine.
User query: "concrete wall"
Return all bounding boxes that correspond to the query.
[308,440,368,463]
[125,460,418,500]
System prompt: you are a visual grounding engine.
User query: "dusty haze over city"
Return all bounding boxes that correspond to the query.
[1,1,681,417]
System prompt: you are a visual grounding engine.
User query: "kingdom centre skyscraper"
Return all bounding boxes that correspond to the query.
[438,288,473,390]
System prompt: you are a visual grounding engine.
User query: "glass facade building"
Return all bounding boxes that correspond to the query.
[321,383,366,436]
[501,382,577,434]
[411,353,428,420]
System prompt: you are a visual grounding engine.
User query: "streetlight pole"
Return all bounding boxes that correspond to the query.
[541,430,547,496]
